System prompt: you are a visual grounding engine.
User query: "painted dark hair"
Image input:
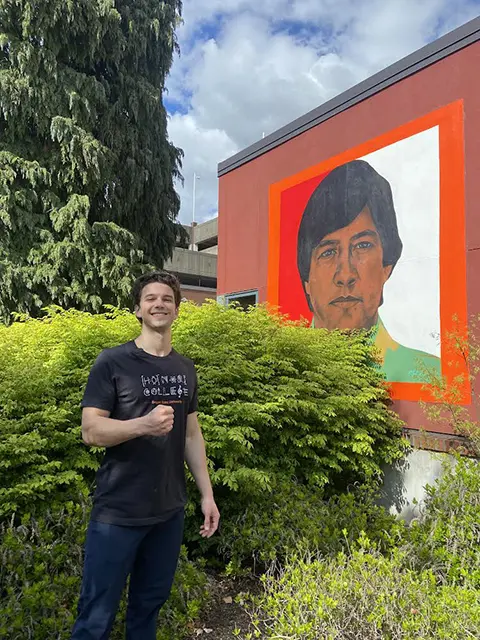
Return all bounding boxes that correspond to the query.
[297,159,403,293]
[132,270,182,309]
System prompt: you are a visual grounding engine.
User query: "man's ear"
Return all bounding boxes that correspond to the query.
[134,304,141,320]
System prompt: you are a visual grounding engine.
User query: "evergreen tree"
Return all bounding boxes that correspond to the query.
[0,0,184,321]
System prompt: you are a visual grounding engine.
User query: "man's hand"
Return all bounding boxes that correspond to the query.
[143,404,174,436]
[184,412,219,537]
[200,496,220,538]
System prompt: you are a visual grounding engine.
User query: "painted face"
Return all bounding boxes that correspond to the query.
[304,208,393,330]
[135,282,178,330]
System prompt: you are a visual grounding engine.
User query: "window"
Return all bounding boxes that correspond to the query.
[224,290,258,311]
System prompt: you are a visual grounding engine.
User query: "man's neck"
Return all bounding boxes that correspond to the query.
[135,327,172,357]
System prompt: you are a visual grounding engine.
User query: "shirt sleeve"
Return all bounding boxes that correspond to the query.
[188,367,198,414]
[81,351,116,413]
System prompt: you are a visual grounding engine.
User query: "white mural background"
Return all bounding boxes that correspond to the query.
[361,126,441,358]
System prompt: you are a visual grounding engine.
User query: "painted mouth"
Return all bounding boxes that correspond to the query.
[330,296,362,308]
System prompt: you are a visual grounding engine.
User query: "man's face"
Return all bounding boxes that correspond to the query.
[304,208,393,330]
[135,282,178,330]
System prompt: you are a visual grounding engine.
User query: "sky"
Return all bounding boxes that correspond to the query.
[165,0,480,224]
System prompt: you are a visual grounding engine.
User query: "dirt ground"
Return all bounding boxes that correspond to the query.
[186,574,259,640]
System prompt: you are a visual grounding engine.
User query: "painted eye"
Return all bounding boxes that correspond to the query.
[318,248,336,259]
[355,241,373,250]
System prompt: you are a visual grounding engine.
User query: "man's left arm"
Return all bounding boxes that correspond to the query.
[185,412,220,538]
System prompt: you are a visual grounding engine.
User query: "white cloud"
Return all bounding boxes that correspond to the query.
[166,0,479,223]
[168,113,237,223]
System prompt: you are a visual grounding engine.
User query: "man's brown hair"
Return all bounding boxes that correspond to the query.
[132,271,182,309]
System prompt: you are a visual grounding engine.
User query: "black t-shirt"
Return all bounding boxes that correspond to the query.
[81,341,198,526]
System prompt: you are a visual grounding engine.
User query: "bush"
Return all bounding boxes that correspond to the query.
[248,539,480,639]
[420,314,480,455]
[0,307,139,517]
[245,457,480,640]
[175,301,406,554]
[177,302,405,496]
[0,495,208,640]
[407,455,480,588]
[216,481,405,573]
[0,303,406,527]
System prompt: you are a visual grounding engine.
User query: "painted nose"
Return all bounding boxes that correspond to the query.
[334,257,358,287]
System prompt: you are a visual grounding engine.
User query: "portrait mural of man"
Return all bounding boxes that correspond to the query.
[268,102,468,402]
[296,159,441,383]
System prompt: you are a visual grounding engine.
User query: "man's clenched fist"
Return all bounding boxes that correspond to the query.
[144,404,174,436]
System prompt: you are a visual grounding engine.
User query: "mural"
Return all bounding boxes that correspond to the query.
[268,101,468,402]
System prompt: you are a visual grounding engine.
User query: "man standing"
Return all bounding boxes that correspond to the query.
[71,270,220,639]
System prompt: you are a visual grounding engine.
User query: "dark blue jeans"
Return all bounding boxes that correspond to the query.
[71,509,184,640]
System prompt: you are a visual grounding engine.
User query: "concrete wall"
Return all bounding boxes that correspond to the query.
[183,218,218,251]
[380,449,455,523]
[195,218,218,246]
[200,246,218,255]
[165,248,217,279]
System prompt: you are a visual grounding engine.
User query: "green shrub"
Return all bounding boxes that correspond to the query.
[0,307,139,517]
[407,455,480,588]
[420,314,480,456]
[0,496,208,640]
[0,303,405,526]
[216,481,405,573]
[248,539,480,639]
[177,302,405,496]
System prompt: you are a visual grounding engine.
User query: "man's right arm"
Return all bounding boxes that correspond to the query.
[82,405,174,448]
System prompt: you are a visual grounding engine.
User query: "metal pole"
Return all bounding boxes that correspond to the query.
[191,172,197,251]
[192,171,197,225]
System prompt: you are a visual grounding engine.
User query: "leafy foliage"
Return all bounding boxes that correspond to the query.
[177,302,406,554]
[176,302,406,497]
[216,481,405,574]
[0,307,138,517]
[248,539,480,640]
[0,302,407,635]
[6,303,474,637]
[0,0,184,321]
[421,314,480,455]
[245,455,480,640]
[0,303,406,528]
[0,495,208,640]
[407,455,480,588]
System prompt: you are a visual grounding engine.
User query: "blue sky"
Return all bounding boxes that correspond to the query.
[166,0,480,224]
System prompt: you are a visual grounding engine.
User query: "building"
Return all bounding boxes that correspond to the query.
[164,217,218,304]
[216,17,480,517]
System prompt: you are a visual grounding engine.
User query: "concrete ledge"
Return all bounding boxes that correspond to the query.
[194,218,218,246]
[404,429,476,456]
[165,248,217,279]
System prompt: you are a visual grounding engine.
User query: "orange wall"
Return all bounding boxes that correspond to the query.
[217,42,480,434]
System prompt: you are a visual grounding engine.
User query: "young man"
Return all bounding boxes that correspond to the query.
[71,270,220,640]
